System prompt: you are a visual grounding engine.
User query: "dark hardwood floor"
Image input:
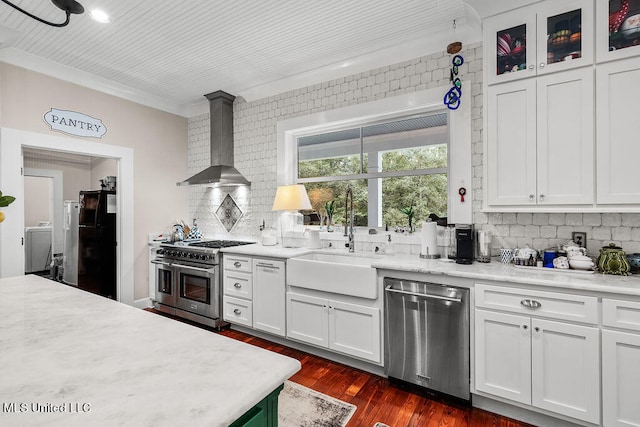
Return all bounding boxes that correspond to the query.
[145,309,534,427]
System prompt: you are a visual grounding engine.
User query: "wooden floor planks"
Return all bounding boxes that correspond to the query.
[145,310,534,427]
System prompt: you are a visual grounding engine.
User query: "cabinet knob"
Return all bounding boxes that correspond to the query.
[534,326,540,332]
[528,64,534,70]
[539,194,545,202]
[539,63,545,69]
[529,194,535,202]
[234,261,241,268]
[233,283,241,288]
[522,324,528,330]
[233,308,241,315]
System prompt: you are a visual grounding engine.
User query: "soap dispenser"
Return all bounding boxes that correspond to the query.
[384,234,394,255]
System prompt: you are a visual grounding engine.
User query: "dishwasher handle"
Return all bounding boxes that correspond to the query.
[384,285,462,303]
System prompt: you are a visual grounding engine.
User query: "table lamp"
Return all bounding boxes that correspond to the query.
[272,184,312,248]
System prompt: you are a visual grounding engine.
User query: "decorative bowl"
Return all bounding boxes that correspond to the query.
[569,256,595,270]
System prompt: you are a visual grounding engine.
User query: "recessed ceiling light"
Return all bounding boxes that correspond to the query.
[89,9,111,23]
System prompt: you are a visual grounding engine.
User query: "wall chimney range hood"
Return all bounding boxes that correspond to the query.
[177,90,250,187]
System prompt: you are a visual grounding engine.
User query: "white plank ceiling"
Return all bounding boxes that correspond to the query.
[0,0,480,115]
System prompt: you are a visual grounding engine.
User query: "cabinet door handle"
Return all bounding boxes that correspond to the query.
[528,64,534,70]
[529,194,535,202]
[234,261,241,268]
[534,326,540,332]
[233,308,241,315]
[539,63,545,68]
[539,194,545,202]
[521,299,542,309]
[522,324,528,330]
[233,282,241,288]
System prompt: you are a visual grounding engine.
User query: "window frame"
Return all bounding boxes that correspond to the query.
[276,87,473,226]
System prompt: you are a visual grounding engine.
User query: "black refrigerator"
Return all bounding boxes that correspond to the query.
[78,190,116,300]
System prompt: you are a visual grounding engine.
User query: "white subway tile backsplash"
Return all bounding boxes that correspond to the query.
[187,41,640,256]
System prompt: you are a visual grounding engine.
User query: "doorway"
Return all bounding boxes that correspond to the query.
[0,128,134,305]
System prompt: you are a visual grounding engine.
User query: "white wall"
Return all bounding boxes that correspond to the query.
[188,43,483,239]
[0,63,188,303]
[24,176,52,226]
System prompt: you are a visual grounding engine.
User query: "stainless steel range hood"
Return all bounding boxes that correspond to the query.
[177,90,250,187]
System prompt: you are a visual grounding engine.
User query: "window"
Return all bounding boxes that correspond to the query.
[296,112,448,228]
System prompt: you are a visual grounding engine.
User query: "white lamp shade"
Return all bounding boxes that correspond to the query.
[272,184,312,211]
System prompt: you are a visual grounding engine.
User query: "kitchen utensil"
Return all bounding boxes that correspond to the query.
[476,230,491,263]
[597,243,630,275]
[568,255,595,270]
[553,256,570,269]
[261,226,277,246]
[304,229,322,249]
[543,249,557,268]
[500,248,513,264]
[562,243,587,258]
[627,253,640,274]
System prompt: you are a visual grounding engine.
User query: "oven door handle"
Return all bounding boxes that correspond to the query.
[176,264,218,274]
[151,260,173,267]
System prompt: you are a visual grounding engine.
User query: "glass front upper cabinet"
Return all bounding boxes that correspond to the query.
[597,0,640,62]
[485,0,593,85]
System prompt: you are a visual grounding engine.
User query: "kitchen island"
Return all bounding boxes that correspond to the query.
[0,275,300,427]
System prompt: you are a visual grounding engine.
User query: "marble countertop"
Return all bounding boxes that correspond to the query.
[222,244,640,297]
[0,275,300,427]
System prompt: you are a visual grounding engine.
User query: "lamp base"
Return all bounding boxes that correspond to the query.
[279,210,304,248]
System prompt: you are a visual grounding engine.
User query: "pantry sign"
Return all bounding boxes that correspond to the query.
[43,108,107,138]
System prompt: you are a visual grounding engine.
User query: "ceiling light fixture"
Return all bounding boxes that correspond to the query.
[0,0,84,27]
[89,9,111,24]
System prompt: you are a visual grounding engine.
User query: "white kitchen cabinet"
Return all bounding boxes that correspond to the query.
[530,318,600,423]
[486,67,594,208]
[328,299,380,362]
[222,255,286,337]
[602,298,640,426]
[485,0,593,86]
[475,309,532,404]
[474,284,600,424]
[286,291,381,363]
[597,0,640,63]
[286,293,328,347]
[596,56,640,205]
[252,259,285,337]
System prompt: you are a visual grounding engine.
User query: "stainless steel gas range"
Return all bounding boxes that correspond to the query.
[151,239,254,328]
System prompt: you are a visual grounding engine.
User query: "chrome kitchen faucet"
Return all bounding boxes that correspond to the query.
[344,186,355,252]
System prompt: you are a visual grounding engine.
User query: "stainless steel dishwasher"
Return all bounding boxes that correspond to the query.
[384,277,470,401]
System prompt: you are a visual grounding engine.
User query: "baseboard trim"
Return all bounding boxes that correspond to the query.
[230,324,386,377]
[472,394,594,427]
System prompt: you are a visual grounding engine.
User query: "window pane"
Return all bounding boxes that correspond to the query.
[382,144,447,172]
[303,180,368,226]
[362,114,447,172]
[297,128,362,178]
[382,174,447,228]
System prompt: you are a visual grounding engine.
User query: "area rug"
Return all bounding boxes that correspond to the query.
[279,381,356,427]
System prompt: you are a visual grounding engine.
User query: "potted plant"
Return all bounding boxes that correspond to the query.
[324,200,335,232]
[400,205,414,233]
[0,191,16,223]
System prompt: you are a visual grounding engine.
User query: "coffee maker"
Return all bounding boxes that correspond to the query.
[455,224,474,264]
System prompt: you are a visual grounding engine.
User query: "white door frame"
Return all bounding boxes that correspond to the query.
[0,128,134,306]
[24,168,63,255]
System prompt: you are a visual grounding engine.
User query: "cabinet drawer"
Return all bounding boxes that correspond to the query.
[223,296,253,327]
[224,271,253,300]
[224,255,252,273]
[475,284,598,324]
[603,299,640,332]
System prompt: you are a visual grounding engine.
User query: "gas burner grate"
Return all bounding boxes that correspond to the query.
[188,240,254,249]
